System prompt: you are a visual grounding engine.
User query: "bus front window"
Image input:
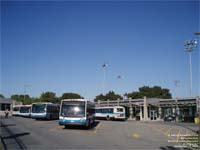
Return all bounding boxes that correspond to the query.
[61,102,85,117]
[32,104,46,113]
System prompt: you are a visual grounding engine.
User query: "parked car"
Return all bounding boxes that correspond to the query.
[164,115,176,122]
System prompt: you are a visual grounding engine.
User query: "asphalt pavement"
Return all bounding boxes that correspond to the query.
[0,116,198,150]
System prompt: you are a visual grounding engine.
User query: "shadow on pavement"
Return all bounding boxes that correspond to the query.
[63,121,100,130]
[0,123,16,128]
[160,146,192,150]
[35,118,59,121]
[3,132,30,139]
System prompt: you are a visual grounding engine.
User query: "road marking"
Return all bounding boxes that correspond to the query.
[148,124,175,140]
[132,133,140,139]
[185,129,190,136]
[176,128,181,142]
[93,122,101,134]
[164,127,172,136]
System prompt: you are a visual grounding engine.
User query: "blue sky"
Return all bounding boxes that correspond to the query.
[1,1,199,100]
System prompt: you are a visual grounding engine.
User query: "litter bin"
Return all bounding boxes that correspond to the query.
[194,117,199,124]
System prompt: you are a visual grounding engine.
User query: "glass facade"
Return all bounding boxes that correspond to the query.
[0,103,11,111]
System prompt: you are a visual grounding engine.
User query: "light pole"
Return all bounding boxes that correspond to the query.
[194,32,200,130]
[174,80,180,98]
[24,85,30,104]
[117,75,122,95]
[102,63,108,95]
[174,80,180,122]
[184,39,198,97]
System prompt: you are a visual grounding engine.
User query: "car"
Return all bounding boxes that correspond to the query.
[164,115,176,122]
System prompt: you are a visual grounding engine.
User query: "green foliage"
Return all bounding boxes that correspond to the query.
[94,91,122,102]
[11,94,31,104]
[40,92,57,103]
[126,86,172,99]
[0,94,5,98]
[61,93,83,100]
[94,94,105,102]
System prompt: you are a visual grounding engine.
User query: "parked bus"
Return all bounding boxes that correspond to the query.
[59,99,95,128]
[31,102,60,120]
[13,105,22,116]
[95,106,126,120]
[19,105,31,117]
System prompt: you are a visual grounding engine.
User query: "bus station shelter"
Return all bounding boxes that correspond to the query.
[95,97,199,123]
[0,98,13,116]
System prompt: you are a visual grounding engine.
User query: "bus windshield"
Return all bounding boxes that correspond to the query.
[13,107,20,111]
[61,101,85,117]
[20,107,30,113]
[32,104,46,113]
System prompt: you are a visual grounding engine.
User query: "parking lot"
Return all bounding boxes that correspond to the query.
[0,116,199,150]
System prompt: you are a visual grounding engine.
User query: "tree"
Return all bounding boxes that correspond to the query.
[94,91,122,102]
[94,94,105,102]
[40,92,57,103]
[126,86,172,99]
[11,94,31,104]
[0,94,5,98]
[61,93,83,100]
[106,91,123,100]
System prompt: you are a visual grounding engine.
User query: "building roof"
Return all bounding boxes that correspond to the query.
[0,98,13,104]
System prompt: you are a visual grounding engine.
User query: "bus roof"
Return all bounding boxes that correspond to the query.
[13,105,23,108]
[61,99,87,102]
[95,106,124,109]
[20,105,32,107]
[32,102,53,105]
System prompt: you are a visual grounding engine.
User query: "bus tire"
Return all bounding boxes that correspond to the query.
[106,115,110,120]
[86,119,91,129]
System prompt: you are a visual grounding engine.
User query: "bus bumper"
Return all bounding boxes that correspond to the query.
[59,119,86,126]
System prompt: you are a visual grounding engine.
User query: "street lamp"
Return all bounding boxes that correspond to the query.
[24,85,30,104]
[184,39,198,97]
[174,80,180,122]
[174,80,180,98]
[102,63,108,95]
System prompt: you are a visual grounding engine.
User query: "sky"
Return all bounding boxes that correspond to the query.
[1,0,199,100]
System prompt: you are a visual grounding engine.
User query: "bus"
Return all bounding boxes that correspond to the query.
[95,106,126,120]
[12,105,22,116]
[59,99,95,128]
[31,102,60,120]
[19,105,31,117]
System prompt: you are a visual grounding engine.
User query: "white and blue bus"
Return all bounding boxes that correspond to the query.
[31,102,60,120]
[59,99,95,128]
[19,105,31,117]
[12,105,22,116]
[95,106,126,120]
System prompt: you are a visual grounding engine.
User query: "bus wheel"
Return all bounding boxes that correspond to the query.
[86,120,90,129]
[106,115,110,121]
[64,125,68,129]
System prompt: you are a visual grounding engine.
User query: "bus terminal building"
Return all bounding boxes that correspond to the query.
[95,97,200,122]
